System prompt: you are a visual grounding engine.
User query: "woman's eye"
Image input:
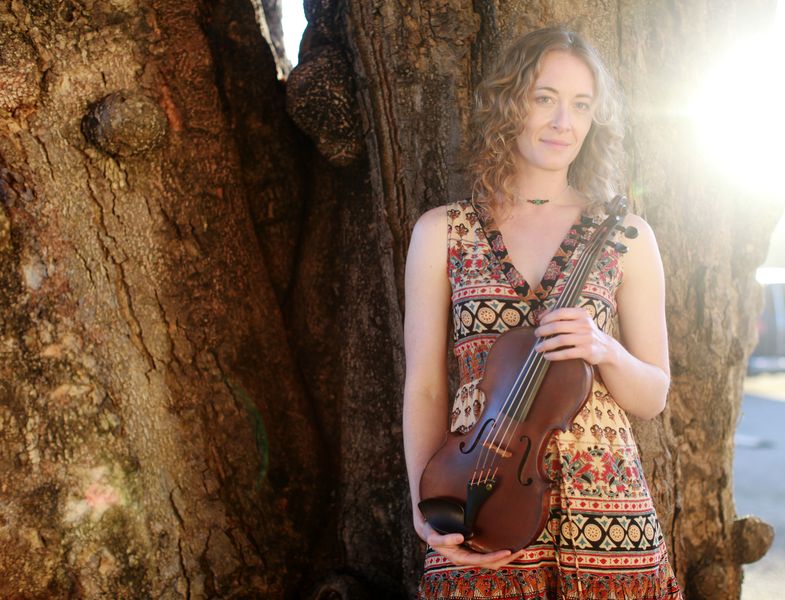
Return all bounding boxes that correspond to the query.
[575,102,592,112]
[535,96,554,104]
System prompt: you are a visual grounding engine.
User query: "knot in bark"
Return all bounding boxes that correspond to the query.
[0,30,40,112]
[285,45,363,167]
[733,514,774,564]
[81,90,167,157]
[691,561,732,599]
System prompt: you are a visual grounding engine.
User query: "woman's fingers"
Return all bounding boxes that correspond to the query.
[441,548,512,567]
[538,307,586,323]
[535,314,592,338]
[424,526,524,569]
[439,548,525,569]
[426,531,464,547]
[535,332,584,353]
[483,548,527,570]
[431,542,517,567]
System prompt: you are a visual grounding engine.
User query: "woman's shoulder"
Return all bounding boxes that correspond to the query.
[410,203,452,249]
[407,203,454,283]
[415,198,473,225]
[620,211,652,232]
[414,204,448,230]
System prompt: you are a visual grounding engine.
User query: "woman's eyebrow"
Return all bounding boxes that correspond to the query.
[534,85,594,100]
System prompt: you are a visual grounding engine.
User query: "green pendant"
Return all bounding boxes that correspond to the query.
[526,198,550,205]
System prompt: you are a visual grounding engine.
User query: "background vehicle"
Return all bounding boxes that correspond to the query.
[748,267,785,374]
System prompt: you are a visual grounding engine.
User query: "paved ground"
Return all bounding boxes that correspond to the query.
[736,374,785,599]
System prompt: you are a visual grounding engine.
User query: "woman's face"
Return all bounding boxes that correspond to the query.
[514,50,596,174]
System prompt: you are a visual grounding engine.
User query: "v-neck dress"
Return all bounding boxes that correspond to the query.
[417,197,682,600]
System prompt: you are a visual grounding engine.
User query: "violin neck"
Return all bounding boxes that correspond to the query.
[552,225,608,311]
[509,204,626,421]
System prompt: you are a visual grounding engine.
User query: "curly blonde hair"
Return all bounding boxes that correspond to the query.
[463,25,627,229]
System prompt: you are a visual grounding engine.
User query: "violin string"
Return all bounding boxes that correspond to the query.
[494,217,623,467]
[489,226,608,463]
[468,224,596,473]
[476,352,543,478]
[473,230,594,481]
[471,209,621,483]
[472,340,539,478]
[475,278,566,474]
[471,316,540,475]
[476,220,612,481]
[480,239,593,476]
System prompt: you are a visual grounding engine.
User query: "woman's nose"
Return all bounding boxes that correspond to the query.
[550,103,571,130]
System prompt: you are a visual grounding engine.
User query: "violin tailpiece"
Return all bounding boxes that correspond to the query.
[464,477,497,537]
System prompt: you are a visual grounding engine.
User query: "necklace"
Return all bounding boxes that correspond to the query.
[515,183,571,206]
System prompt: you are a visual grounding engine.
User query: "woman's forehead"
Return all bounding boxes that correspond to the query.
[533,51,595,94]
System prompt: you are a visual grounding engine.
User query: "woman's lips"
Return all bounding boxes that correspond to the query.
[541,139,570,148]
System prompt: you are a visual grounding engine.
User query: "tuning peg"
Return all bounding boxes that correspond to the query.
[605,240,628,253]
[613,224,638,239]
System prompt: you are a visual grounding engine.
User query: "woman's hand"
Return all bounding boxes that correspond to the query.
[533,306,617,366]
[413,511,528,570]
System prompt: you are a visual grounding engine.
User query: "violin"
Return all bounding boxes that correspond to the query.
[418,194,638,553]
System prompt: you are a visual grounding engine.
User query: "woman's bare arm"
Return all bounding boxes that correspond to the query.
[403,204,518,567]
[596,213,671,419]
[402,204,451,521]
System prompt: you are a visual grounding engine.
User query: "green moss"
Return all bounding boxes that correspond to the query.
[223,375,269,493]
[99,509,153,598]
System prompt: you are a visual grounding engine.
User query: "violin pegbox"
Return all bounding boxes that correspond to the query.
[602,194,638,254]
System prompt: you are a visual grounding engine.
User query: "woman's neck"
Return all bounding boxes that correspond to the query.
[510,166,571,204]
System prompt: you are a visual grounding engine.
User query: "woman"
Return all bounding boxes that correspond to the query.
[402,25,683,599]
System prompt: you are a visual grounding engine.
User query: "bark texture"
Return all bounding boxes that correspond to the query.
[0,0,323,597]
[0,0,780,598]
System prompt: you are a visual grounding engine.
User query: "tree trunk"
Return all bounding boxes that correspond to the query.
[0,0,324,597]
[0,0,779,599]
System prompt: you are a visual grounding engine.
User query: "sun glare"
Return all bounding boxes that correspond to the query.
[689,4,785,195]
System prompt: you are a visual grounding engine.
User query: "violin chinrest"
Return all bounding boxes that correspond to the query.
[418,497,474,539]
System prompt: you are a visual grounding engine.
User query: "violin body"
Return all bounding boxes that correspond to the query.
[418,326,592,553]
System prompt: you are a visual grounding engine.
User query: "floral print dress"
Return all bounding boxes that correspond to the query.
[417,198,682,600]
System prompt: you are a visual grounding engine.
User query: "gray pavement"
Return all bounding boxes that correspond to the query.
[734,384,785,599]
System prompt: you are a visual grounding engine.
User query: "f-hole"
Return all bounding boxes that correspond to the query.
[516,434,533,485]
[459,418,496,455]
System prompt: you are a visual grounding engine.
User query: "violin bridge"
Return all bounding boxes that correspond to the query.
[481,439,513,458]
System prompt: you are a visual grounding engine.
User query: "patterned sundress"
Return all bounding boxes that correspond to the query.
[417,197,682,600]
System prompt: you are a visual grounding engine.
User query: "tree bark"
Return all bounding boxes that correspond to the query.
[0,0,780,598]
[0,0,323,597]
[617,2,781,596]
